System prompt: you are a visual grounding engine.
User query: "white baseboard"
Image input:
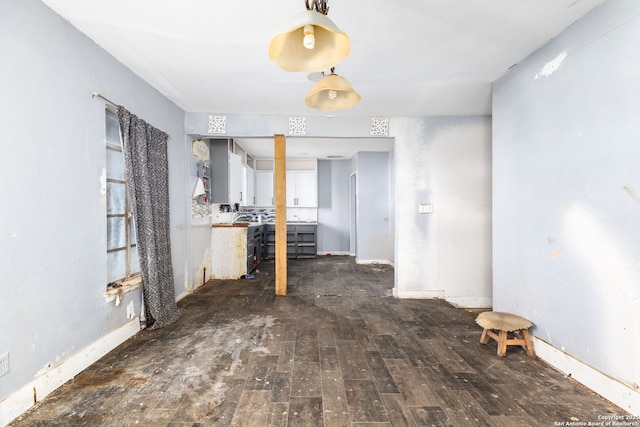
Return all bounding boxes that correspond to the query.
[533,336,640,415]
[175,290,190,302]
[445,297,493,309]
[317,251,351,256]
[393,289,445,299]
[355,258,393,266]
[0,318,141,427]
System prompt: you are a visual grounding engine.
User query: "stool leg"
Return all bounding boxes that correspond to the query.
[480,328,490,344]
[521,329,535,358]
[497,330,508,357]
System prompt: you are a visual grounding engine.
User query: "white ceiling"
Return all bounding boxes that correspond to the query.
[41,0,605,158]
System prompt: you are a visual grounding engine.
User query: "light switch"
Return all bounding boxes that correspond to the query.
[419,204,433,214]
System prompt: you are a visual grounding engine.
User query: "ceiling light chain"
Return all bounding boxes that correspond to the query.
[305,0,329,15]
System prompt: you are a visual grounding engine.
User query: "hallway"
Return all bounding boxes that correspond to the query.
[9,256,624,426]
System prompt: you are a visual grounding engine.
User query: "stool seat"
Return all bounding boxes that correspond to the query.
[476,311,535,358]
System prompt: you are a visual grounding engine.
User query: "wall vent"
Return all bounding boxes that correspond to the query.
[207,115,227,134]
[288,117,307,135]
[370,117,390,136]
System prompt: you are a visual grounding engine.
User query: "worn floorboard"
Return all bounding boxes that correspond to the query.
[8,256,627,426]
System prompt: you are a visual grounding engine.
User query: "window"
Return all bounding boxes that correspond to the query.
[105,109,141,289]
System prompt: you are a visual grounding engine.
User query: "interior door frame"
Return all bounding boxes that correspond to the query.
[349,172,357,256]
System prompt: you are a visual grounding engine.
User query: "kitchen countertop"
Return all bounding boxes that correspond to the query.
[281,222,318,225]
[211,222,253,228]
[211,221,318,228]
[262,221,318,225]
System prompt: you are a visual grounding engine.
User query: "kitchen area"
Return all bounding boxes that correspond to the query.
[193,138,321,280]
[188,136,394,284]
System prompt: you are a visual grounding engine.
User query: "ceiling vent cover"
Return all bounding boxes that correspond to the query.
[207,115,227,134]
[370,117,389,136]
[289,117,307,135]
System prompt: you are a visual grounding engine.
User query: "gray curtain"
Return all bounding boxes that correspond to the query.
[118,106,181,329]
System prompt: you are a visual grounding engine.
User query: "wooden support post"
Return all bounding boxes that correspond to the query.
[274,134,287,296]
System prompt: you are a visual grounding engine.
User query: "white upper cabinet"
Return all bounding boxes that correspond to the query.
[228,151,245,205]
[252,159,317,208]
[246,165,256,206]
[254,171,274,206]
[286,170,317,207]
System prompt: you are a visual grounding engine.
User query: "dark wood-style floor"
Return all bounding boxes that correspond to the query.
[9,256,625,426]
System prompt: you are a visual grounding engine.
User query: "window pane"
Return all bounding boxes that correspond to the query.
[107,217,126,250]
[107,182,125,214]
[107,250,125,283]
[130,246,141,275]
[106,149,125,180]
[106,110,121,146]
[130,218,137,245]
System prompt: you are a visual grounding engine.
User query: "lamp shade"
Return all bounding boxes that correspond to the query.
[305,73,361,111]
[269,10,350,72]
[192,178,206,199]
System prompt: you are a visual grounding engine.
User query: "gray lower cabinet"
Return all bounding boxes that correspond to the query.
[264,223,317,259]
[246,224,263,273]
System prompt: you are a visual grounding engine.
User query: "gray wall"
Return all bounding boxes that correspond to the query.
[355,152,393,262]
[317,160,351,253]
[186,139,214,292]
[0,0,188,404]
[388,149,396,265]
[493,0,640,392]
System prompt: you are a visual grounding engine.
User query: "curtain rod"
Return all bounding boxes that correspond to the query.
[91,91,118,109]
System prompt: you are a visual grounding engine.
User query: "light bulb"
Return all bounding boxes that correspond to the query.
[303,25,315,49]
[328,89,337,100]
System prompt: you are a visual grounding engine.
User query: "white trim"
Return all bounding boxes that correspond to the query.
[103,280,142,304]
[532,336,640,415]
[355,258,393,266]
[317,251,351,256]
[0,318,141,427]
[445,297,493,309]
[393,289,445,299]
[175,290,190,302]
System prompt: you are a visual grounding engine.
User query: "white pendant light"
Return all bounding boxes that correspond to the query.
[305,71,361,111]
[269,3,350,72]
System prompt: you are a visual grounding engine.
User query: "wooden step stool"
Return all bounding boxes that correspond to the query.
[476,311,535,358]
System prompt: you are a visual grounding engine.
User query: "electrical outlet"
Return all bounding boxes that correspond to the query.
[0,352,9,377]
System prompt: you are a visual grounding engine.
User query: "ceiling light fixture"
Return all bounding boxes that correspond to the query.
[305,68,361,111]
[268,0,350,72]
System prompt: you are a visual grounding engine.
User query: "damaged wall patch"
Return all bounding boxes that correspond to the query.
[535,51,568,79]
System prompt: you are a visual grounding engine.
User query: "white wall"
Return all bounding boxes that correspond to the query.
[392,116,493,308]
[493,0,640,413]
[0,0,189,422]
